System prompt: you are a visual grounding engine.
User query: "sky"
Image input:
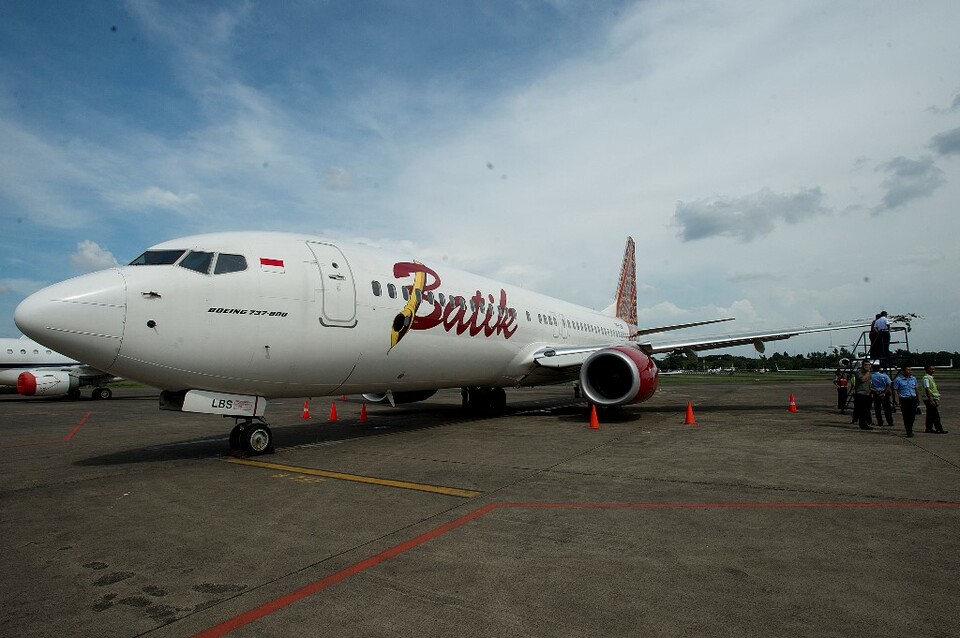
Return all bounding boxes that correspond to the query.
[1,0,958,358]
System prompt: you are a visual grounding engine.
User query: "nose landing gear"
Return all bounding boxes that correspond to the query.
[229,418,274,455]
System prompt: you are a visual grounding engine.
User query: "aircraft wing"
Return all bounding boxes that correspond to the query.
[637,321,873,356]
[71,365,117,385]
[530,320,871,370]
[631,317,734,337]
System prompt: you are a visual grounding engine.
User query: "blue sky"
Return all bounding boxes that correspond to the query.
[2,0,959,355]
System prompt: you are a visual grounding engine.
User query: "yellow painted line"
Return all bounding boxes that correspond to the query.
[226,458,481,498]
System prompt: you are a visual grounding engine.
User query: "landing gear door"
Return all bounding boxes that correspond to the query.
[306,242,358,327]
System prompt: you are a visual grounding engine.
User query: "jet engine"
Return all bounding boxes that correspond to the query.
[17,370,79,397]
[362,389,438,405]
[579,346,658,406]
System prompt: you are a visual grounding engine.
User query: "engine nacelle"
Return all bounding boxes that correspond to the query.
[362,389,438,405]
[17,370,79,397]
[579,346,659,406]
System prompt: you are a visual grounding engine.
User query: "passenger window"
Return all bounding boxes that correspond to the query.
[371,281,382,296]
[214,254,247,274]
[438,293,445,307]
[402,287,410,301]
[415,290,422,303]
[178,251,214,274]
[424,291,433,304]
[129,249,185,266]
[6,349,12,355]
[387,283,397,299]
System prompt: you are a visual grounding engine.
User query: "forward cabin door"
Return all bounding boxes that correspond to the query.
[306,242,358,328]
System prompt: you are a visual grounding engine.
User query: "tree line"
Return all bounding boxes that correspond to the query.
[655,348,959,372]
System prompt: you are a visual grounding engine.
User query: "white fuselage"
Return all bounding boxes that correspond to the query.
[15,232,629,399]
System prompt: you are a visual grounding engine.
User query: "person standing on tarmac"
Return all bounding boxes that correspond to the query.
[834,369,849,414]
[853,361,874,430]
[892,364,919,438]
[870,366,895,427]
[921,365,948,434]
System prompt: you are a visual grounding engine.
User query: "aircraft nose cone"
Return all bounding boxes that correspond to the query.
[15,269,127,370]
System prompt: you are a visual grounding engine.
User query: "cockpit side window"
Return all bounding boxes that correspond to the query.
[178,251,214,274]
[213,253,248,275]
[129,250,185,266]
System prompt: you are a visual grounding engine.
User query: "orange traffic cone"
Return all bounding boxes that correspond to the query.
[788,394,798,413]
[359,403,368,423]
[589,405,600,429]
[302,401,310,420]
[329,402,338,421]
[684,401,697,425]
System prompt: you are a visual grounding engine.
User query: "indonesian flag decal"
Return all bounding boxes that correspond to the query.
[260,257,285,274]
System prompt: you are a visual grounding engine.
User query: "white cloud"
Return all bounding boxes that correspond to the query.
[109,186,200,212]
[70,240,119,272]
[324,166,354,191]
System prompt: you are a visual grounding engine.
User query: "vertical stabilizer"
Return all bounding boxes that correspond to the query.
[613,237,637,326]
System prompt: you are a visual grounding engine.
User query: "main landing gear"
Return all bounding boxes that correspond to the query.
[229,418,274,456]
[461,387,507,414]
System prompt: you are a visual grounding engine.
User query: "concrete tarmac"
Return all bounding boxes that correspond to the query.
[1,379,958,637]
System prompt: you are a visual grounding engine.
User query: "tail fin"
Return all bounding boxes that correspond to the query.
[613,236,637,326]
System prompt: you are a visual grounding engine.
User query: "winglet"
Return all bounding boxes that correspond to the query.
[613,236,637,326]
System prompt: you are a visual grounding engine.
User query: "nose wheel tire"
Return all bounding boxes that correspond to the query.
[239,422,273,455]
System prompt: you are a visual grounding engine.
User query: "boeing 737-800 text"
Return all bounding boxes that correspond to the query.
[14,233,866,454]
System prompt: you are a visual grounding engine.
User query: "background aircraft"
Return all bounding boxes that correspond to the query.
[0,336,116,399]
[14,234,868,453]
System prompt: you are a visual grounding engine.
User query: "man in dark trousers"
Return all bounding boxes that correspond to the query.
[892,364,919,438]
[921,365,947,434]
[870,365,894,427]
[853,361,874,430]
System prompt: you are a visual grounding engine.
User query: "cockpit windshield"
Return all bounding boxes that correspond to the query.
[129,250,185,266]
[127,249,248,276]
[178,251,214,274]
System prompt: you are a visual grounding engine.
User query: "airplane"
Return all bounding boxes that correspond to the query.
[0,336,116,399]
[14,233,869,454]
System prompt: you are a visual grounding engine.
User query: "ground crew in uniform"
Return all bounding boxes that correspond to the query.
[853,361,874,430]
[921,365,947,434]
[892,364,919,438]
[870,366,894,427]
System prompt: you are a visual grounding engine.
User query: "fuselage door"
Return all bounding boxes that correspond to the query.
[306,242,357,327]
[558,313,569,340]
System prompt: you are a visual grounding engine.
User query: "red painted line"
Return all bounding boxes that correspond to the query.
[193,500,960,637]
[496,501,960,510]
[192,502,500,638]
[63,411,92,442]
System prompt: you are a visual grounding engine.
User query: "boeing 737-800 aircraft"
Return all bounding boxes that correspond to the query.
[14,233,866,454]
[0,336,115,399]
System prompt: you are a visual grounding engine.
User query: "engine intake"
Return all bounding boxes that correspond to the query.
[17,370,79,397]
[579,346,658,406]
